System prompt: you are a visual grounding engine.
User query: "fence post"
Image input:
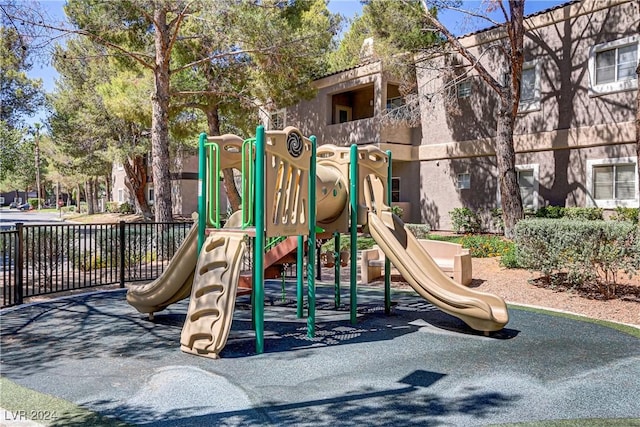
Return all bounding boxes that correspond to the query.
[15,222,24,305]
[119,221,126,288]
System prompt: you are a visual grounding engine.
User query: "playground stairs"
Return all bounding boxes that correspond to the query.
[237,236,299,296]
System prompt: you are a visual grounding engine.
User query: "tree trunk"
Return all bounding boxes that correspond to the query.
[151,7,173,223]
[636,63,639,222]
[205,106,242,211]
[122,155,153,219]
[84,180,95,215]
[496,97,523,239]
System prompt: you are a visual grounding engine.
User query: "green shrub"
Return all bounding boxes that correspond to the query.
[514,218,639,298]
[321,234,374,252]
[391,205,404,219]
[535,205,565,219]
[106,202,120,213]
[611,207,639,223]
[426,234,462,244]
[459,234,513,258]
[75,254,107,271]
[405,223,431,239]
[27,198,43,209]
[449,207,481,234]
[499,243,520,268]
[119,202,134,214]
[562,207,603,220]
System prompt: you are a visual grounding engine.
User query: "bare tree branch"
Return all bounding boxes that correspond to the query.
[420,0,504,98]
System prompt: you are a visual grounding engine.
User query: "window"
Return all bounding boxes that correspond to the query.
[269,109,285,130]
[457,80,472,98]
[386,97,404,110]
[391,177,400,202]
[334,105,352,124]
[518,169,535,209]
[457,173,470,190]
[148,185,155,205]
[117,188,124,203]
[587,158,638,208]
[589,35,639,96]
[518,61,540,113]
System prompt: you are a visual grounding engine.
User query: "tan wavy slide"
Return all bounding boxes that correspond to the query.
[127,211,245,317]
[180,231,246,358]
[368,211,509,332]
[126,224,199,317]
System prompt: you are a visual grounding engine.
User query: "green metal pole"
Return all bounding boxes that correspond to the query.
[385,150,392,315]
[334,232,340,308]
[349,144,358,325]
[197,132,207,253]
[296,235,304,318]
[307,135,317,338]
[254,125,265,354]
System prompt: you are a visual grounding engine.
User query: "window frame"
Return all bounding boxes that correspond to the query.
[456,172,471,190]
[588,35,639,97]
[334,105,352,124]
[457,79,472,99]
[268,109,286,130]
[586,157,638,208]
[518,60,541,113]
[391,177,401,203]
[147,185,155,205]
[516,164,539,210]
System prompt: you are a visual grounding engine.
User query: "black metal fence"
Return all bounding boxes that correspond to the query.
[1,221,193,308]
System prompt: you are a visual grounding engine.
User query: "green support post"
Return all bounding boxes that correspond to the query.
[297,235,304,318]
[334,232,340,308]
[349,144,358,325]
[197,132,207,253]
[307,135,317,338]
[254,125,265,354]
[385,150,392,315]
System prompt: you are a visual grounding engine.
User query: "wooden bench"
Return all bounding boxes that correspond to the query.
[360,240,472,286]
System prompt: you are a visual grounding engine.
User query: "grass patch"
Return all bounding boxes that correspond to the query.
[0,378,130,426]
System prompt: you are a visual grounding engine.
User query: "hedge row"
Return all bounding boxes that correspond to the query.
[513,218,640,298]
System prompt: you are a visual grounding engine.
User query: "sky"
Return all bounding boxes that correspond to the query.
[24,0,568,126]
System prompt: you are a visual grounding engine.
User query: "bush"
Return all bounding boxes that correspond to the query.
[106,202,120,213]
[514,218,639,298]
[611,207,639,223]
[449,207,480,234]
[28,198,44,209]
[119,202,134,214]
[535,205,565,219]
[405,223,431,239]
[75,254,107,271]
[459,234,513,258]
[499,243,520,268]
[562,207,603,220]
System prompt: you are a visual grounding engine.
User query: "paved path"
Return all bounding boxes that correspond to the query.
[1,282,639,426]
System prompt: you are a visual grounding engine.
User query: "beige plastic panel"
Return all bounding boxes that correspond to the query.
[317,144,390,226]
[368,211,509,332]
[180,232,246,359]
[264,127,311,238]
[357,146,389,219]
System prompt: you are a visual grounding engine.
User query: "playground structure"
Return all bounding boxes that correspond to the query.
[127,126,509,359]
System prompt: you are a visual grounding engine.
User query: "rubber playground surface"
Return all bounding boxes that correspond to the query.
[1,281,639,427]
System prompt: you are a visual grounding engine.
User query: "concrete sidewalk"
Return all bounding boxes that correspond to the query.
[1,282,639,426]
